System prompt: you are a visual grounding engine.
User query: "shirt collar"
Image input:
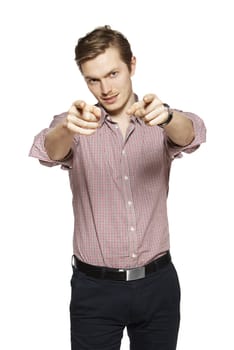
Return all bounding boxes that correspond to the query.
[96,93,144,127]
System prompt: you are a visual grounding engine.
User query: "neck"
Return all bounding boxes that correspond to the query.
[108,93,136,121]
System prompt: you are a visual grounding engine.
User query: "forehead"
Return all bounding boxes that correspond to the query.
[81,47,126,78]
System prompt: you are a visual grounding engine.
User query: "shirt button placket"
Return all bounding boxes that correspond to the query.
[121,148,138,264]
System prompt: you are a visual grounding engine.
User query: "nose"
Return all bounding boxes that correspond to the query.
[100,79,112,95]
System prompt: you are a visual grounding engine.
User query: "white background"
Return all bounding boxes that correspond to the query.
[0,0,233,349]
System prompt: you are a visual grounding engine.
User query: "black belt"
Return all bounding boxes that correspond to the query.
[72,251,171,281]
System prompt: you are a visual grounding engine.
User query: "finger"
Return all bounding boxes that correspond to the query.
[68,105,80,117]
[127,101,145,116]
[132,98,160,118]
[143,104,165,122]
[83,110,100,122]
[143,95,162,114]
[68,108,98,122]
[73,100,86,111]
[143,94,157,105]
[134,107,147,118]
[137,99,162,118]
[128,95,160,117]
[68,111,98,123]
[86,105,102,120]
[147,110,168,126]
[67,122,98,135]
[67,114,99,129]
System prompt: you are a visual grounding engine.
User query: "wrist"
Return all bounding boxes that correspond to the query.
[158,104,173,128]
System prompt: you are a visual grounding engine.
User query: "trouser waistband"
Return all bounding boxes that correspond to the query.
[72,252,171,281]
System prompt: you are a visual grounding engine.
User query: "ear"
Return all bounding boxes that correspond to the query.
[130,56,136,76]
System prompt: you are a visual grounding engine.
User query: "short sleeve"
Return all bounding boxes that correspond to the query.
[165,111,206,159]
[28,113,76,170]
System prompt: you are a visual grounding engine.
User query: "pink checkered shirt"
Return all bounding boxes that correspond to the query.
[29,105,206,268]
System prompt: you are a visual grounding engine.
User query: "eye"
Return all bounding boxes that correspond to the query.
[110,71,118,78]
[87,78,99,85]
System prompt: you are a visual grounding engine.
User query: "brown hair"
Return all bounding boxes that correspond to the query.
[75,25,133,72]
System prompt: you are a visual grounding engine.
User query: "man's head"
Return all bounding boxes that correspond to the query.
[75,25,133,73]
[75,26,136,116]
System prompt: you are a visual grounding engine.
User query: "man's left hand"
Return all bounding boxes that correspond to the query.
[127,94,168,126]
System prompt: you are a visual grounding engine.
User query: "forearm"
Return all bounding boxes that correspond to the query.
[164,110,195,146]
[44,121,75,161]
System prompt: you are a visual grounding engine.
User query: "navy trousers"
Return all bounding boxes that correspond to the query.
[70,262,180,350]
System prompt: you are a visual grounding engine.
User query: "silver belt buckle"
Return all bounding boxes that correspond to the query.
[125,266,145,281]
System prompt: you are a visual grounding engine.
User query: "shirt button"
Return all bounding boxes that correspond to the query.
[130,226,135,231]
[124,175,129,180]
[115,125,119,129]
[122,149,126,155]
[128,201,132,206]
[132,253,137,258]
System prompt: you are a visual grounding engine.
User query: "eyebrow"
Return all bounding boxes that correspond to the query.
[84,68,118,81]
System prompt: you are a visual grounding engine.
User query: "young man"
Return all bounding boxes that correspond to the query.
[29,25,206,350]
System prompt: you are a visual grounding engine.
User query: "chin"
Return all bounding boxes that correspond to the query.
[103,102,120,113]
[107,106,123,116]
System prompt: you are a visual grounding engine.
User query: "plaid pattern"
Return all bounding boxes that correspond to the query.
[29,107,206,268]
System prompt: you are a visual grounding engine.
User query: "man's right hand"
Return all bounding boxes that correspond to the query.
[66,100,101,136]
[45,100,101,160]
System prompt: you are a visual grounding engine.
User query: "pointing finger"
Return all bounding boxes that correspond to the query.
[88,105,102,120]
[73,100,86,111]
[143,94,156,105]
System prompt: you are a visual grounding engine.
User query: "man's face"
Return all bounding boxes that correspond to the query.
[81,47,136,116]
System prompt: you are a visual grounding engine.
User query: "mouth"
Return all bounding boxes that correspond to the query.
[101,94,118,104]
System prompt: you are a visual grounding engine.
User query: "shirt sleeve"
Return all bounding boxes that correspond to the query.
[28,113,75,170]
[165,111,207,159]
